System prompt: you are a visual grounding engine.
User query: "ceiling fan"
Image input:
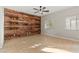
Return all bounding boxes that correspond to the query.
[33,6,49,14]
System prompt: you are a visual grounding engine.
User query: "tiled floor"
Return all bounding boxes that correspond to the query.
[0,35,79,53]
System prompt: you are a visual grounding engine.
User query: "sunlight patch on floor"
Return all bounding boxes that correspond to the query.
[29,43,42,48]
[41,47,72,53]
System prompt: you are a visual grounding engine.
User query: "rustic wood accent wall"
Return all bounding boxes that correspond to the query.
[4,8,41,40]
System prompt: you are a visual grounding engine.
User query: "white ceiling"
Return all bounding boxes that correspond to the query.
[5,6,72,16]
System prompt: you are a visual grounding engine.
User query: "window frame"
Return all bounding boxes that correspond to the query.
[66,16,79,30]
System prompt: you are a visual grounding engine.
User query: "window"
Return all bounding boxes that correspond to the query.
[66,16,79,30]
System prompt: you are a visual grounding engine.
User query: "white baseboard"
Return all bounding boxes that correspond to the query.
[44,33,79,41]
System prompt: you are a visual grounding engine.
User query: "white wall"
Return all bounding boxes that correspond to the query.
[41,7,79,40]
[0,7,4,48]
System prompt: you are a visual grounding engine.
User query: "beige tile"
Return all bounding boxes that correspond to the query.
[0,35,79,53]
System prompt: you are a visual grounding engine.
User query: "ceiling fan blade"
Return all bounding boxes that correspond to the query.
[43,7,46,9]
[34,12,38,13]
[41,12,43,14]
[43,10,49,12]
[34,10,39,13]
[33,8,38,10]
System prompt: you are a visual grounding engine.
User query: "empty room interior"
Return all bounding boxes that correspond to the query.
[0,6,79,53]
